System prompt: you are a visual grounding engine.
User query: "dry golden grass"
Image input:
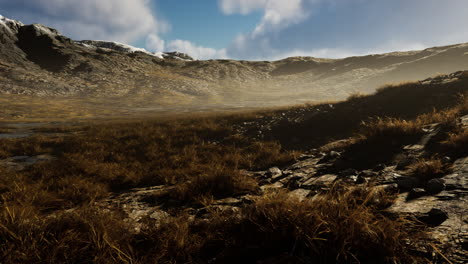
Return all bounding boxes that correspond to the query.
[0,114,302,215]
[172,166,259,203]
[1,186,427,263]
[441,128,468,158]
[408,158,449,181]
[1,73,467,263]
[227,188,422,264]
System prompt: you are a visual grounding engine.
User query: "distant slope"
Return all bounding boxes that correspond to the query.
[1,15,468,107]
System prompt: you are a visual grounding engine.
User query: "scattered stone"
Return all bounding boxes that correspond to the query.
[267,167,283,181]
[319,151,340,163]
[396,156,418,170]
[425,178,446,195]
[383,183,399,193]
[301,174,337,189]
[416,208,449,227]
[356,175,368,184]
[396,176,421,191]
[408,188,426,199]
[213,197,242,206]
[359,170,378,177]
[346,175,359,183]
[373,163,387,171]
[442,156,452,163]
[289,189,311,201]
[260,182,284,191]
[339,168,358,177]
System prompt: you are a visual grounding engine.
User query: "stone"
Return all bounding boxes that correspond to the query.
[416,208,449,227]
[267,167,283,180]
[396,176,421,191]
[319,151,340,163]
[301,174,337,189]
[356,175,368,184]
[396,156,418,170]
[359,170,378,177]
[213,197,242,206]
[339,168,358,177]
[425,178,446,195]
[373,163,387,171]
[260,182,284,191]
[289,189,311,201]
[408,188,426,199]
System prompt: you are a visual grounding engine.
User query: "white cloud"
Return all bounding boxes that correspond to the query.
[166,40,228,60]
[146,33,165,53]
[221,0,468,60]
[220,0,309,35]
[0,0,168,51]
[219,0,268,15]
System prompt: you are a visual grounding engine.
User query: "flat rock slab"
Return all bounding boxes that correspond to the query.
[389,156,468,261]
[301,174,337,189]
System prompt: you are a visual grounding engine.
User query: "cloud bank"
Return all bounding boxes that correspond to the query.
[2,0,468,60]
[166,40,228,60]
[220,0,468,60]
[0,0,170,47]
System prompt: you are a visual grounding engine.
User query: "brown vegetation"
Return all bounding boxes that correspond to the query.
[1,73,467,263]
[0,186,428,264]
[408,158,449,181]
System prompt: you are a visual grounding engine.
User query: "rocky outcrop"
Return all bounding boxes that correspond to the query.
[161,51,194,61]
[17,24,73,72]
[0,15,27,65]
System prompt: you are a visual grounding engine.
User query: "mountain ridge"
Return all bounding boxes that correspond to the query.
[1,15,468,108]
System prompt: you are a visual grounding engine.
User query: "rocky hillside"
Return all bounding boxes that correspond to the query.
[1,15,468,108]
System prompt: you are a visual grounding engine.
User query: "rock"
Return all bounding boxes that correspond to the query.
[162,51,194,61]
[346,175,359,183]
[373,163,387,171]
[289,189,311,201]
[408,188,426,199]
[442,156,452,163]
[396,176,421,191]
[213,197,242,206]
[396,156,418,170]
[319,151,340,163]
[416,208,449,227]
[356,175,368,184]
[339,168,358,177]
[260,182,284,191]
[383,183,399,193]
[267,167,284,181]
[359,170,378,177]
[301,174,337,189]
[425,178,446,194]
[17,24,72,71]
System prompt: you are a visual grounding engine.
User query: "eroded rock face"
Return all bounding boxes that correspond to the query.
[16,24,73,72]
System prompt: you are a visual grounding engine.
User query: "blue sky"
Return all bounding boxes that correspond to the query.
[154,0,261,49]
[1,0,468,60]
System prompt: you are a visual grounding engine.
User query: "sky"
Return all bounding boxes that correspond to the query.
[1,0,468,60]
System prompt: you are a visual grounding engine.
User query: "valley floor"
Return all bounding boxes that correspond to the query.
[0,72,467,263]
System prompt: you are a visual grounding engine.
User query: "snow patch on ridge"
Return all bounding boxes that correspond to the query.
[78,40,194,60]
[0,15,24,33]
[78,40,158,57]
